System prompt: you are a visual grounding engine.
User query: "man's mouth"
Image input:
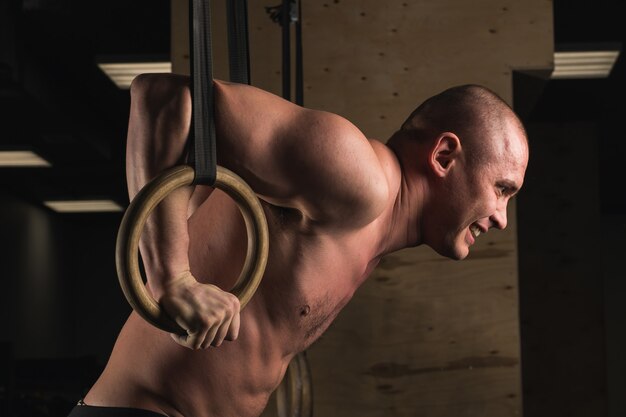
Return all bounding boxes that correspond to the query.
[469,224,482,239]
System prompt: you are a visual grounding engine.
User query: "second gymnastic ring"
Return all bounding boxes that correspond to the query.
[115,165,269,334]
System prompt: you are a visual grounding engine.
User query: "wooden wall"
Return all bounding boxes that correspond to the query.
[171,1,553,416]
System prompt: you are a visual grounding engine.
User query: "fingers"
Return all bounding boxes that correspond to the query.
[199,319,225,349]
[166,301,201,348]
[228,302,241,341]
[161,283,241,350]
[168,308,229,350]
[203,294,240,348]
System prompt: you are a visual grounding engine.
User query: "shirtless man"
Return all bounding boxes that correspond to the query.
[70,75,528,417]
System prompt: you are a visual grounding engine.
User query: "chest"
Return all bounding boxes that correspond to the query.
[187,190,380,348]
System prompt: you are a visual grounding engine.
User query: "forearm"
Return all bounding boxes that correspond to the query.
[122,75,240,350]
[126,74,195,298]
[135,187,193,298]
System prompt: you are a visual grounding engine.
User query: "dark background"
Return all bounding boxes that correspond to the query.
[1,0,625,416]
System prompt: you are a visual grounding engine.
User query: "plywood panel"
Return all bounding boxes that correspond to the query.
[303,201,522,417]
[171,1,552,416]
[171,0,283,91]
[300,0,553,140]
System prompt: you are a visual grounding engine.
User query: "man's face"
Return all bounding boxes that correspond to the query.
[427,128,528,260]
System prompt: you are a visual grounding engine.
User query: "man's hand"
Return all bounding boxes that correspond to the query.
[159,271,241,349]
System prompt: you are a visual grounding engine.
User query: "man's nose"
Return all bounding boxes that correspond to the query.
[490,206,508,230]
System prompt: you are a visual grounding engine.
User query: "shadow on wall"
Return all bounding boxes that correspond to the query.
[1,193,130,417]
[0,344,101,417]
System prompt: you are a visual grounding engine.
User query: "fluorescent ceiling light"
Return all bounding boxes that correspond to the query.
[0,150,51,167]
[44,200,124,213]
[98,62,172,89]
[552,50,620,79]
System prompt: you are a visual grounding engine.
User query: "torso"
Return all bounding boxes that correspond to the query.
[87,193,386,417]
[84,78,399,417]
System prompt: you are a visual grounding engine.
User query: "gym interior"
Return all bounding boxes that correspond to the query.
[1,1,625,416]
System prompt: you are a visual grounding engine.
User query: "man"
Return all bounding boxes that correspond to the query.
[70,75,528,417]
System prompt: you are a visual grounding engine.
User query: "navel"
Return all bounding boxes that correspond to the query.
[299,305,311,317]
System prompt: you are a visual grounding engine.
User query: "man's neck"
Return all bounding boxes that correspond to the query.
[376,143,426,255]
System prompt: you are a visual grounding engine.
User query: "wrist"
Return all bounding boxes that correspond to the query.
[144,262,192,299]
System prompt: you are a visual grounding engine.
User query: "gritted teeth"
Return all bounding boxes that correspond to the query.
[470,225,481,238]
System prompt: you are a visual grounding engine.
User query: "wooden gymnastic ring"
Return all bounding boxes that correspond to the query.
[115,165,269,334]
[277,351,313,417]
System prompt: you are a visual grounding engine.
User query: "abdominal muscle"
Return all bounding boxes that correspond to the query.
[85,191,376,417]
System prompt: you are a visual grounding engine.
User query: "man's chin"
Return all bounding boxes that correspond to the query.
[448,251,468,261]
[431,244,468,261]
[454,239,472,260]
[456,251,469,260]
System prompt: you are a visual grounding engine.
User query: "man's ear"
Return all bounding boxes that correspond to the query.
[428,132,461,177]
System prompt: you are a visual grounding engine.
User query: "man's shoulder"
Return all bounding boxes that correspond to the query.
[290,111,390,230]
[294,109,370,154]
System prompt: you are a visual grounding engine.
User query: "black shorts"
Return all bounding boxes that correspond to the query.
[67,403,167,417]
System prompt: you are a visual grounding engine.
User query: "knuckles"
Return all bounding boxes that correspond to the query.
[162,281,241,350]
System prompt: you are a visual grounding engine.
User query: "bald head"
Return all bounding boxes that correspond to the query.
[393,85,527,167]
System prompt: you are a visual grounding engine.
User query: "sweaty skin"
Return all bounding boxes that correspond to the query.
[83,76,528,417]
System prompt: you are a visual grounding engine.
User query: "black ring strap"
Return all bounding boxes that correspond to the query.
[188,0,250,185]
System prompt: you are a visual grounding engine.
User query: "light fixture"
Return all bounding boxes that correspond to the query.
[552,49,620,79]
[44,200,124,213]
[0,150,51,167]
[98,61,172,89]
